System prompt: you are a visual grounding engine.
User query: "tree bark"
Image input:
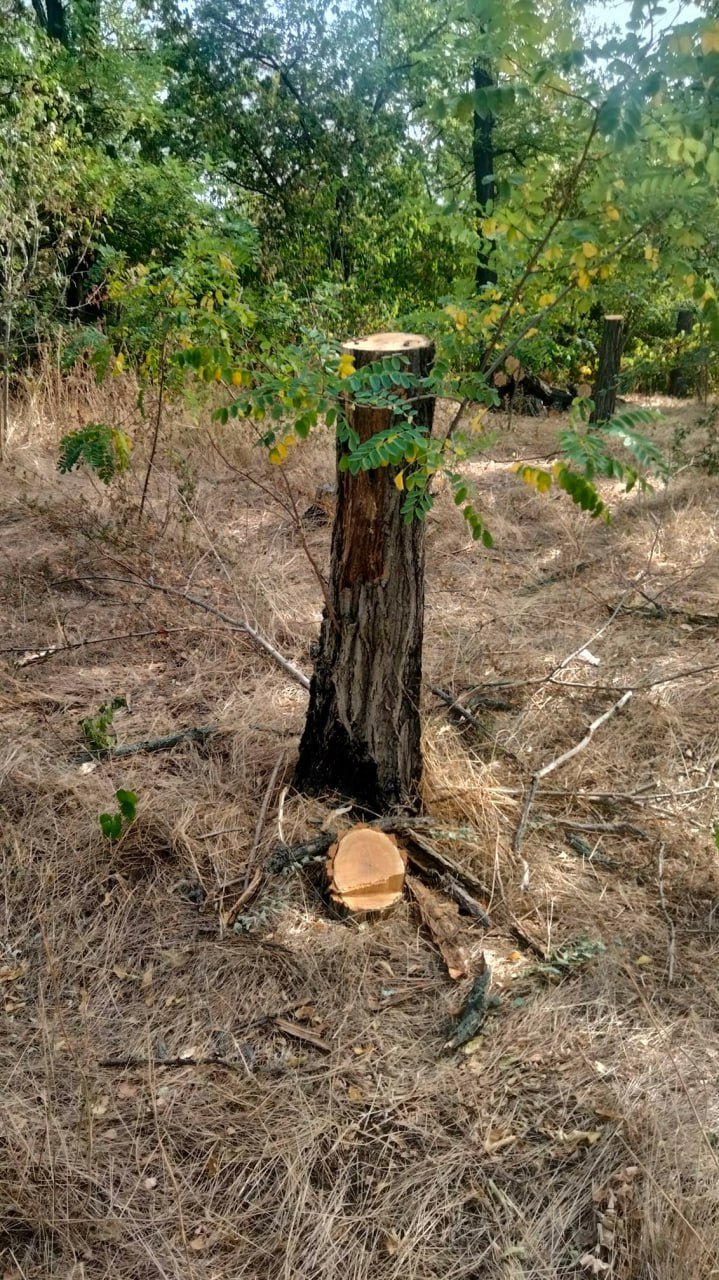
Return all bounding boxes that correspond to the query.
[590,315,624,423]
[473,62,497,290]
[668,306,695,398]
[294,332,435,813]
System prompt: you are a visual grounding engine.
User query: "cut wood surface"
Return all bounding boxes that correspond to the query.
[327,826,407,912]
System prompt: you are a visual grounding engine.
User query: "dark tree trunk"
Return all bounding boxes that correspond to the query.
[294,332,435,813]
[473,62,497,290]
[668,306,695,398]
[590,315,624,423]
[32,0,69,44]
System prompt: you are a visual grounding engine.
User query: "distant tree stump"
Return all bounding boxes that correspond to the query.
[591,315,625,423]
[668,306,696,398]
[294,332,435,811]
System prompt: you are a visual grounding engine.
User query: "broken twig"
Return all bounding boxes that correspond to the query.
[512,690,633,883]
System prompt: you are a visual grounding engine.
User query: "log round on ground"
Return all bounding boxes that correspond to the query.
[326,826,407,912]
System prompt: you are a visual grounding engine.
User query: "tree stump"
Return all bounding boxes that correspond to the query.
[668,306,695,398]
[327,827,406,913]
[590,315,625,423]
[294,332,435,811]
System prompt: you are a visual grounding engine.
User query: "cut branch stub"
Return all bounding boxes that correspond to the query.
[327,826,407,913]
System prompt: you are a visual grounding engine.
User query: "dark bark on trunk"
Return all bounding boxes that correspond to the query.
[44,0,69,44]
[294,332,435,813]
[668,306,695,398]
[473,63,496,291]
[590,315,624,423]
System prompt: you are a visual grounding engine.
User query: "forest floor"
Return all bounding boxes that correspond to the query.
[1,388,719,1280]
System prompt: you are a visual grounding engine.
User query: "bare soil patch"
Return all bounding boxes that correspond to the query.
[1,398,718,1279]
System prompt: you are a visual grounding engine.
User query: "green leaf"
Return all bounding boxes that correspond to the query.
[115,789,137,821]
[99,813,123,840]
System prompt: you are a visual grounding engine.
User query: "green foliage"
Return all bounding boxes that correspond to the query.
[99,789,137,841]
[515,400,666,519]
[80,696,127,753]
[58,423,132,483]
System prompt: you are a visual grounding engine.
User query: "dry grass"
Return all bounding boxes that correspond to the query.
[1,391,718,1279]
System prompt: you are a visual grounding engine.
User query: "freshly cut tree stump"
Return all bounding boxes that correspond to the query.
[294,331,435,811]
[327,826,406,913]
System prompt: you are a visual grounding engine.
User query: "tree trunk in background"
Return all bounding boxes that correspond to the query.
[590,315,624,423]
[31,0,69,45]
[473,63,497,290]
[294,332,435,813]
[668,306,695,398]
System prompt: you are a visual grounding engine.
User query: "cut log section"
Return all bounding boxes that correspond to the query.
[327,826,407,912]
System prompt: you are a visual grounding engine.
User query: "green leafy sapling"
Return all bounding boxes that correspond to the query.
[80,697,127,754]
[99,789,138,840]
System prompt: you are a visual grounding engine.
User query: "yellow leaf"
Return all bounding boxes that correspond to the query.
[582,241,598,258]
[701,26,719,54]
[605,205,620,222]
[268,443,287,465]
[644,245,657,262]
[683,272,696,288]
[538,292,556,307]
[231,369,243,386]
[394,470,405,491]
[337,353,355,379]
[454,309,468,329]
[524,327,538,338]
[513,463,552,494]
[635,954,654,966]
[577,269,591,291]
[480,217,497,237]
[213,367,223,381]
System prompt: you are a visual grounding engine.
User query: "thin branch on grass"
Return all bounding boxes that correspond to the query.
[5,625,209,666]
[74,724,215,763]
[512,690,633,884]
[245,751,288,890]
[224,867,263,927]
[53,572,311,689]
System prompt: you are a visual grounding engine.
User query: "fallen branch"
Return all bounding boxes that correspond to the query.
[74,724,215,763]
[444,955,494,1050]
[512,690,633,881]
[53,573,311,690]
[7,626,201,667]
[613,595,719,628]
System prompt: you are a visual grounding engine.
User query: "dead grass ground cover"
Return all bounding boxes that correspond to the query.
[1,387,718,1279]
